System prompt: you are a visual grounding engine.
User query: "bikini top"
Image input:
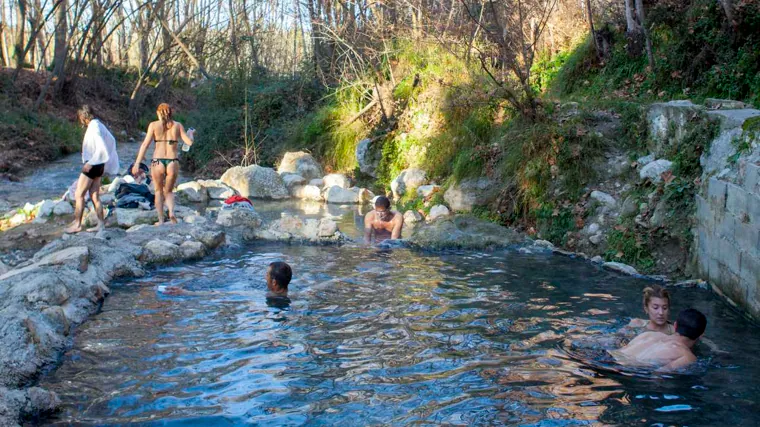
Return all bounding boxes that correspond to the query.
[155,139,177,145]
[637,322,675,335]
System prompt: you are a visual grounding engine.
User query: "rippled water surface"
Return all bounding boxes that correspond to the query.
[41,241,760,425]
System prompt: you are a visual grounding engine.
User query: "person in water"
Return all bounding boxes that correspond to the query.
[161,261,292,298]
[65,105,120,233]
[132,103,194,225]
[364,196,404,243]
[626,286,674,335]
[612,308,706,371]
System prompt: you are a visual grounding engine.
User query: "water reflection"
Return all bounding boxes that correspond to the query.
[39,243,760,426]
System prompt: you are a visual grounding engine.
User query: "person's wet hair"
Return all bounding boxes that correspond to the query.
[643,285,670,307]
[675,308,706,340]
[268,261,292,289]
[375,196,391,210]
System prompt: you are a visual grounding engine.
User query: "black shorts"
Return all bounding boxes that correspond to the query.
[82,163,105,179]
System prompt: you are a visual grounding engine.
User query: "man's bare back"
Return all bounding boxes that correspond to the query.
[611,331,696,371]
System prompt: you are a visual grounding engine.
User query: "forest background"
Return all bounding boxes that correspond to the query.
[0,0,758,274]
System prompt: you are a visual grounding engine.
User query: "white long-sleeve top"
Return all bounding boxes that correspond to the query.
[82,119,119,175]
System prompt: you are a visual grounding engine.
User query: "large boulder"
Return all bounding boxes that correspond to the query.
[291,185,323,201]
[114,206,197,228]
[277,151,323,181]
[647,100,706,156]
[443,177,499,212]
[175,181,209,204]
[52,200,74,216]
[410,215,526,250]
[254,215,343,242]
[196,180,237,200]
[417,185,441,199]
[220,165,289,199]
[281,173,307,193]
[35,200,56,218]
[350,187,375,204]
[356,138,381,177]
[427,205,450,222]
[391,169,428,199]
[216,208,263,229]
[323,174,351,189]
[324,186,359,204]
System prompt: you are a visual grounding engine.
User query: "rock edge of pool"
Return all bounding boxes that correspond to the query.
[0,211,712,426]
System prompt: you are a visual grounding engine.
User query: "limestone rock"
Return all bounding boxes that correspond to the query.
[141,240,180,264]
[36,200,55,218]
[703,109,760,175]
[191,229,226,249]
[281,173,307,192]
[621,196,638,217]
[639,159,673,183]
[647,101,705,156]
[175,181,209,204]
[220,165,289,199]
[427,205,450,222]
[309,178,324,187]
[649,197,669,228]
[323,174,351,189]
[197,180,237,200]
[277,151,323,181]
[324,186,359,204]
[183,215,207,225]
[350,187,375,204]
[0,261,8,275]
[216,208,262,229]
[590,191,617,208]
[179,241,206,260]
[410,215,525,250]
[52,201,74,216]
[404,210,423,225]
[589,233,603,245]
[318,218,339,237]
[637,153,655,166]
[391,169,427,199]
[417,185,441,198]
[704,98,747,110]
[443,177,498,212]
[603,261,639,276]
[356,138,380,177]
[291,185,323,201]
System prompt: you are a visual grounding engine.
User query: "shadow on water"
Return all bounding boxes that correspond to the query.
[35,204,760,426]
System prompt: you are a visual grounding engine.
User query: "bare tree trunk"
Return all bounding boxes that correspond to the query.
[52,0,67,94]
[634,0,654,69]
[585,0,599,57]
[228,0,240,70]
[0,0,9,67]
[624,0,643,56]
[14,0,27,69]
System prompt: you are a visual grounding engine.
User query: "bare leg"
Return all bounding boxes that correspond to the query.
[151,162,166,225]
[65,173,93,233]
[164,161,179,223]
[86,177,104,232]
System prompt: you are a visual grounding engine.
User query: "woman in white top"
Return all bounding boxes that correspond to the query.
[64,105,119,233]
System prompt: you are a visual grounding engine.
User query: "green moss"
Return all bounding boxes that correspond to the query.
[605,228,656,272]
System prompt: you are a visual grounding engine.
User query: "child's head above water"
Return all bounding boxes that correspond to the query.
[266,261,292,294]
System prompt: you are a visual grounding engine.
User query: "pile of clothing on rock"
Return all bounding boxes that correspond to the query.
[221,195,254,210]
[63,163,155,217]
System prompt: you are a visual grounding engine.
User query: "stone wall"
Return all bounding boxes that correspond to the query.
[648,101,760,318]
[695,172,760,317]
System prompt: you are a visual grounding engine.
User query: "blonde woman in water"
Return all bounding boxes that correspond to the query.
[132,103,195,225]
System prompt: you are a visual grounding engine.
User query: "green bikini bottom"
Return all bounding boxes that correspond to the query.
[151,158,179,168]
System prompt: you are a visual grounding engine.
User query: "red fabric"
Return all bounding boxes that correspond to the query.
[224,195,252,206]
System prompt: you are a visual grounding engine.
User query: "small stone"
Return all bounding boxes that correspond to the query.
[590,255,604,264]
[587,223,600,234]
[216,208,262,228]
[427,205,450,222]
[637,154,655,166]
[324,186,360,204]
[590,191,617,208]
[589,233,603,245]
[391,169,428,199]
[417,185,441,198]
[603,262,639,276]
[142,240,180,264]
[176,181,209,204]
[292,185,323,201]
[639,159,673,183]
[621,196,638,217]
[309,178,324,187]
[533,240,554,249]
[36,200,56,217]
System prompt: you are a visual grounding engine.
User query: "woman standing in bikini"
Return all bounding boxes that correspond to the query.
[132,103,195,225]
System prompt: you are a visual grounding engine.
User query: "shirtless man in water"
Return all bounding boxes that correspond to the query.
[611,308,706,372]
[364,196,404,243]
